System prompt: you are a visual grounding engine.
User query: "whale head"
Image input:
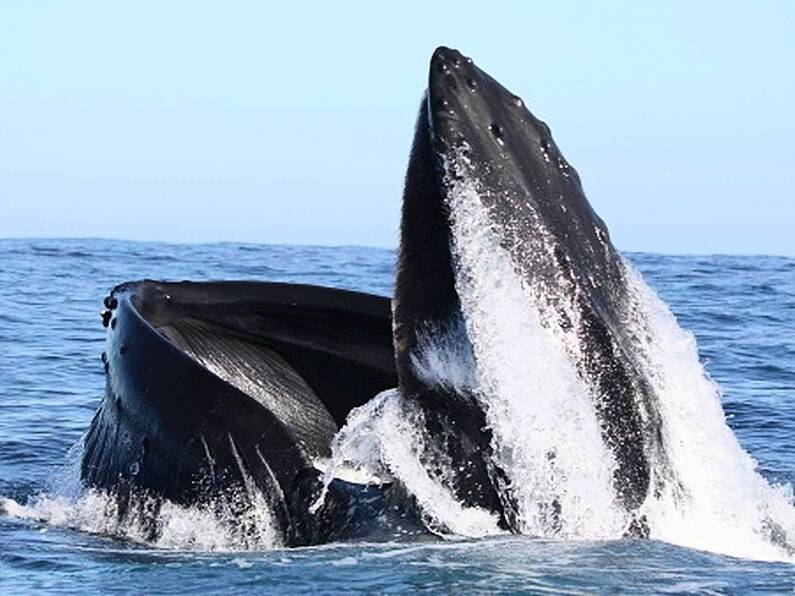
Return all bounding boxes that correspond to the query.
[393,47,656,531]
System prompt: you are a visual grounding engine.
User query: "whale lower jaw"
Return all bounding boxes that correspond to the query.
[82,280,404,546]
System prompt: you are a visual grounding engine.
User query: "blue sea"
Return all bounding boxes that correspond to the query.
[1,238,794,593]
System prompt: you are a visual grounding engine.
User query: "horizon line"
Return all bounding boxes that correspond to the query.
[1,235,793,260]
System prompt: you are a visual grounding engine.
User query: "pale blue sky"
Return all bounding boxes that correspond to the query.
[1,2,793,255]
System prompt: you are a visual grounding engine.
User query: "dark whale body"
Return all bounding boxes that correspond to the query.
[81,280,412,546]
[81,46,663,544]
[394,47,662,534]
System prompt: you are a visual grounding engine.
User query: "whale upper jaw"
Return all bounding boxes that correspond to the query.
[394,46,660,530]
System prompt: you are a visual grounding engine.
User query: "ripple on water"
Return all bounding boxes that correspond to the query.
[0,240,794,592]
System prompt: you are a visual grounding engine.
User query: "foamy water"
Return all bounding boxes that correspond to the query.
[2,444,281,551]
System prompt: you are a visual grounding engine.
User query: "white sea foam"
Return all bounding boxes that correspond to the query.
[2,440,282,551]
[2,486,282,551]
[622,263,795,561]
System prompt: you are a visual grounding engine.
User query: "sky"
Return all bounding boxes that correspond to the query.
[1,2,793,255]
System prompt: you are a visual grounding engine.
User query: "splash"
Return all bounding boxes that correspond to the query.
[2,487,283,552]
[319,389,502,537]
[2,441,282,551]
[348,147,795,561]
[439,150,628,539]
[622,264,795,561]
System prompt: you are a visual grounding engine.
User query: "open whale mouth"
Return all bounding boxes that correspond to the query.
[83,280,399,544]
[109,280,395,440]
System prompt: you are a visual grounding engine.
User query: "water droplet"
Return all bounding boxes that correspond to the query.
[489,123,505,146]
[433,97,450,112]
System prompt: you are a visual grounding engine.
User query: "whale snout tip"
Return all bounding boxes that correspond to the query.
[428,47,472,116]
[432,46,463,67]
[427,46,534,149]
[430,46,472,77]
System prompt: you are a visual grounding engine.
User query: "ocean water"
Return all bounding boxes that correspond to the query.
[1,237,794,593]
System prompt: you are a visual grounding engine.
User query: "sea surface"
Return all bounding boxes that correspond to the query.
[1,237,794,594]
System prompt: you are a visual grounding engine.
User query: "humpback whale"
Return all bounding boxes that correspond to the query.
[81,46,667,544]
